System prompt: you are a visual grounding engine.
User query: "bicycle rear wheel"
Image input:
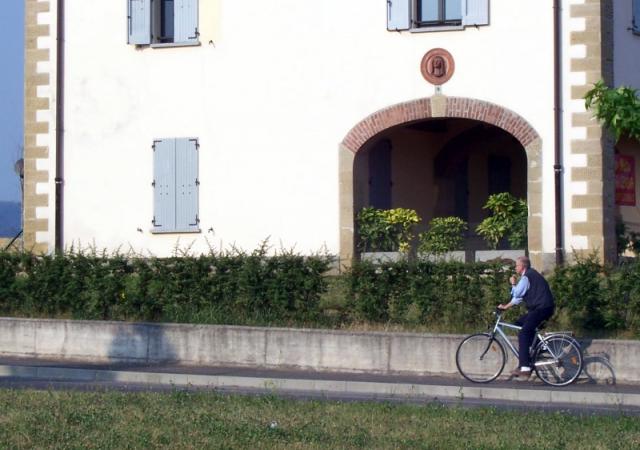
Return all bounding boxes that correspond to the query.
[533,334,583,386]
[456,333,506,383]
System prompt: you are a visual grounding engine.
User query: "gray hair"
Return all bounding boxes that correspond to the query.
[516,256,531,269]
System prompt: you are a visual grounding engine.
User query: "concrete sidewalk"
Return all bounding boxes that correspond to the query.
[0,356,638,411]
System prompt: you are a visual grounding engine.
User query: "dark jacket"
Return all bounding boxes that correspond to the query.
[522,268,555,310]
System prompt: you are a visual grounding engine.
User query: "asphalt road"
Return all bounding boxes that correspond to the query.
[0,356,638,415]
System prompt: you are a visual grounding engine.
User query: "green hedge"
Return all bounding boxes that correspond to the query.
[1,250,639,337]
[346,260,510,330]
[347,256,640,336]
[0,249,332,326]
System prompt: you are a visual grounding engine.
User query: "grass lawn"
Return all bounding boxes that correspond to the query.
[0,389,638,449]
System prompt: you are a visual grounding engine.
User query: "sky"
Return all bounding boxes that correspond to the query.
[0,1,24,203]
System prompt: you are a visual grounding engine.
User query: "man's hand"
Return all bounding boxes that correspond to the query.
[498,303,511,310]
[509,275,518,285]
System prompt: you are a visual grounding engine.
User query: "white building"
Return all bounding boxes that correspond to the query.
[23,0,640,270]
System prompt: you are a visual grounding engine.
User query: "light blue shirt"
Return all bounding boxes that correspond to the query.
[509,275,530,306]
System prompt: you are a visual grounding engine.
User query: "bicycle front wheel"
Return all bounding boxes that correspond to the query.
[456,333,506,383]
[534,335,583,386]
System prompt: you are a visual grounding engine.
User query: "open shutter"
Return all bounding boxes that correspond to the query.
[174,0,199,43]
[634,0,640,35]
[387,0,411,31]
[153,139,176,231]
[128,0,151,44]
[462,0,489,27]
[175,138,199,231]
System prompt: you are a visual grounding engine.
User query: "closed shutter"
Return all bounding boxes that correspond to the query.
[387,0,411,31]
[175,138,199,230]
[634,0,640,35]
[153,139,176,231]
[174,0,199,43]
[462,0,489,27]
[128,0,151,45]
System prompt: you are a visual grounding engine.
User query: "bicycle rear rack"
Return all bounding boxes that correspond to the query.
[543,331,574,337]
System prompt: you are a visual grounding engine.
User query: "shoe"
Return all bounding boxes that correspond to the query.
[510,368,532,378]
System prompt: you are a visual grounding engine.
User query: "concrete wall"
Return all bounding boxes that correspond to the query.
[0,318,636,384]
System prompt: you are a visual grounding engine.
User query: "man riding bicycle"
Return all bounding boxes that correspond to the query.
[498,256,555,378]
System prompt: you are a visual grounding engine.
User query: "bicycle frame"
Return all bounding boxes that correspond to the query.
[488,312,561,368]
[490,317,524,359]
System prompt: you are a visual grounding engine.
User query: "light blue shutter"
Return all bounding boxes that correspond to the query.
[387,0,411,31]
[174,0,199,43]
[128,0,151,44]
[175,138,199,231]
[634,0,640,35]
[153,139,176,231]
[462,0,489,27]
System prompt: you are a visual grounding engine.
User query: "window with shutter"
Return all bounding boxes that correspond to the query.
[152,138,200,233]
[387,0,489,31]
[128,0,199,46]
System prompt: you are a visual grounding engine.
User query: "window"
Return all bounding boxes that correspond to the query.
[128,0,199,46]
[417,0,462,27]
[152,138,200,233]
[387,0,489,31]
[634,0,640,35]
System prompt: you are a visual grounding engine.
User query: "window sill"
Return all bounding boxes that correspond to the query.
[150,228,201,234]
[149,41,201,49]
[410,24,464,33]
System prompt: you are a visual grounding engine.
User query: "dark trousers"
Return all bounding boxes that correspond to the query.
[515,306,555,368]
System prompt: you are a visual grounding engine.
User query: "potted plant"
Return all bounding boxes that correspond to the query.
[418,216,467,262]
[357,207,420,263]
[475,193,527,262]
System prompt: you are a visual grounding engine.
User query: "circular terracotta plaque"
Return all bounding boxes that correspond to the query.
[420,48,455,86]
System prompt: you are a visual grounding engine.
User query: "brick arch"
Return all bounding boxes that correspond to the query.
[342,97,540,153]
[339,96,545,269]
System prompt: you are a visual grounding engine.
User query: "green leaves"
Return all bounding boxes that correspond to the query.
[418,217,468,255]
[475,193,528,249]
[0,248,333,326]
[356,207,420,253]
[345,260,510,329]
[584,80,640,141]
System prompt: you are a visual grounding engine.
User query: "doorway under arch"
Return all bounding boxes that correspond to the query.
[339,96,543,266]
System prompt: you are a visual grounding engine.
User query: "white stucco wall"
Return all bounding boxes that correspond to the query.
[61,0,559,256]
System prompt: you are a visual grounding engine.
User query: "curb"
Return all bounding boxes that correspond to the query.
[1,364,638,409]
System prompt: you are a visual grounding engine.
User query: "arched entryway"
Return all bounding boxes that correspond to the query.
[339,96,543,266]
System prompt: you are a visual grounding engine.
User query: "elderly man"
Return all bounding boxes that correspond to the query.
[498,256,555,378]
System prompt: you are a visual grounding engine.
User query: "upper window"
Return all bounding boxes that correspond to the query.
[417,0,462,27]
[387,0,489,32]
[128,0,199,46]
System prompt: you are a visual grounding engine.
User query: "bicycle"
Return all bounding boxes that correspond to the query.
[455,308,584,387]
